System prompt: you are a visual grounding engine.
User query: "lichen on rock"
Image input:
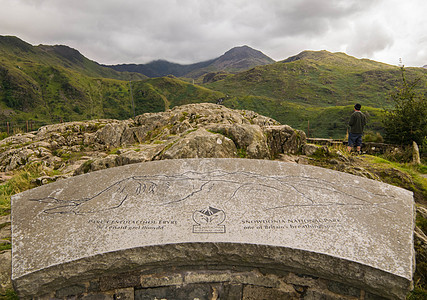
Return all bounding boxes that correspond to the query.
[0,103,307,179]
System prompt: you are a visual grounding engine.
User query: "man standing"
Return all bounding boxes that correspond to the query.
[347,103,367,154]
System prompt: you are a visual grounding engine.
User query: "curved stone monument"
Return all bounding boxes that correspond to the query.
[12,159,414,299]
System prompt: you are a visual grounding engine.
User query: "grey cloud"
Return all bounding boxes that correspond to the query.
[0,0,425,66]
[347,21,394,58]
[265,0,378,36]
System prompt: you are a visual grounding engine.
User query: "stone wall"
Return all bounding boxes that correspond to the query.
[37,267,389,300]
[12,159,414,300]
[306,138,405,155]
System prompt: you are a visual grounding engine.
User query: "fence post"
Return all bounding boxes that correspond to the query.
[7,122,9,135]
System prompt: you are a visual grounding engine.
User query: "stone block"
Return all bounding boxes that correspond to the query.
[55,284,86,298]
[114,287,134,300]
[140,273,183,287]
[81,294,114,300]
[184,270,232,284]
[135,283,216,300]
[222,283,243,300]
[11,159,415,299]
[327,281,361,297]
[100,273,141,291]
[242,285,298,299]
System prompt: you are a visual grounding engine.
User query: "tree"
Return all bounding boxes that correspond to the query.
[382,67,427,148]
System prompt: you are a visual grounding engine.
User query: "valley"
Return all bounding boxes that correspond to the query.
[1,35,426,139]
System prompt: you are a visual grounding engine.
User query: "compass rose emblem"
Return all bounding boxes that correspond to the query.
[192,206,226,233]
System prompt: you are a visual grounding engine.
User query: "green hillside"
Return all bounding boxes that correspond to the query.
[130,76,224,114]
[0,38,225,129]
[205,50,427,108]
[203,50,427,138]
[0,36,145,80]
[107,45,275,79]
[0,36,150,125]
[1,36,426,140]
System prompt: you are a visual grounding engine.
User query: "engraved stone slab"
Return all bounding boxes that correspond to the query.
[11,159,415,298]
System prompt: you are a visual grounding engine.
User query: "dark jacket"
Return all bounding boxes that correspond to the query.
[348,111,367,134]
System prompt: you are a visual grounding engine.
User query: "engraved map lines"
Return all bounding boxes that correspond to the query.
[30,170,397,215]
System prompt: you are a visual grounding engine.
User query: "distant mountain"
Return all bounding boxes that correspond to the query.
[106,45,275,79]
[0,35,148,123]
[2,36,427,139]
[203,50,427,138]
[107,59,215,78]
[0,36,145,80]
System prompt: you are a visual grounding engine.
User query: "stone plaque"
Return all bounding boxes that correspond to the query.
[12,159,414,298]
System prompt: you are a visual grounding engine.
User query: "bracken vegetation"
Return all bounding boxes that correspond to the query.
[0,35,426,299]
[1,36,427,140]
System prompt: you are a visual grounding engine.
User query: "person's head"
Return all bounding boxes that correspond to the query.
[354,103,361,111]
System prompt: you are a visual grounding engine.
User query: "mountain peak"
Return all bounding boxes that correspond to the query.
[210,45,275,73]
[107,45,275,78]
[221,45,275,62]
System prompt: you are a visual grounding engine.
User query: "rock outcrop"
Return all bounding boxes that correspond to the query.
[0,103,307,295]
[0,103,306,181]
[1,103,426,298]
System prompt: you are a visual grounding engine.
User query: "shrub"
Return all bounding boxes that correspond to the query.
[363,130,384,143]
[382,67,427,149]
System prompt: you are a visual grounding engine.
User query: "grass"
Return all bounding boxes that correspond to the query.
[0,241,11,251]
[306,147,427,298]
[0,289,19,300]
[0,163,46,215]
[4,40,427,140]
[408,287,427,300]
[363,156,427,200]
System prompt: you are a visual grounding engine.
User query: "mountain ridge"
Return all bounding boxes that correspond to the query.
[1,35,427,139]
[0,36,146,81]
[105,45,275,78]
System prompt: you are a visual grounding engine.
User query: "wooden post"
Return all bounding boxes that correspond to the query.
[307,120,310,138]
[26,120,29,132]
[6,122,9,135]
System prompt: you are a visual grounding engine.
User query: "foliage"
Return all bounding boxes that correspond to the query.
[2,37,427,139]
[361,156,427,204]
[307,148,427,298]
[417,211,427,238]
[0,132,8,140]
[205,51,422,138]
[0,289,19,300]
[363,130,384,143]
[205,51,427,109]
[0,242,11,252]
[382,67,427,147]
[407,286,427,300]
[412,218,427,300]
[0,163,46,215]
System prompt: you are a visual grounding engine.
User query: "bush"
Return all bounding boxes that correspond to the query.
[382,67,427,148]
[363,130,384,143]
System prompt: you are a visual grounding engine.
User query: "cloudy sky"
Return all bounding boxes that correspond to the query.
[1,0,426,67]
